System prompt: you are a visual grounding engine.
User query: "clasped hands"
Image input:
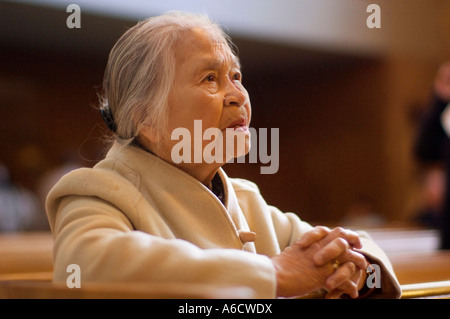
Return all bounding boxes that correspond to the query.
[271,226,369,299]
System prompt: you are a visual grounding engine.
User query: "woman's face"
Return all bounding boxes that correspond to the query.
[152,27,252,168]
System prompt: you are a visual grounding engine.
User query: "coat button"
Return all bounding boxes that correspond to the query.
[238,230,257,243]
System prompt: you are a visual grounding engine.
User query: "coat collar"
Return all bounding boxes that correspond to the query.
[103,140,256,252]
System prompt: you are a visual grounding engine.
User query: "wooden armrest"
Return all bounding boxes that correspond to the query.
[401,280,450,299]
[0,271,53,281]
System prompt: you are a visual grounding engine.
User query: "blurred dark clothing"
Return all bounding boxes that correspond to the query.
[414,95,450,249]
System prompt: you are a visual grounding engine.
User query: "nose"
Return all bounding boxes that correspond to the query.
[224,81,247,107]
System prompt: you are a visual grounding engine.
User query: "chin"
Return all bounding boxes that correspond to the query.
[225,140,250,162]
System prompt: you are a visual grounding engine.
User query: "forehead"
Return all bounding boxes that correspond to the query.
[173,27,238,68]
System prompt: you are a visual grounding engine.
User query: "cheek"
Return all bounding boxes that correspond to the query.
[196,93,224,126]
[240,87,251,123]
[167,91,185,125]
[167,90,203,127]
[246,103,252,124]
[168,91,223,134]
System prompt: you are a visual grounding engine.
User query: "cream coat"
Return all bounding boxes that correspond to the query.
[46,141,401,298]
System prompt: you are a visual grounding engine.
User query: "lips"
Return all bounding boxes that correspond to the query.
[227,118,247,130]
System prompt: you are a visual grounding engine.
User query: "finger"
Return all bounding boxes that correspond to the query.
[313,236,367,269]
[313,237,350,266]
[325,281,358,299]
[328,227,362,249]
[339,248,368,271]
[325,261,357,292]
[326,269,363,299]
[296,226,331,247]
[335,270,363,299]
[325,289,345,299]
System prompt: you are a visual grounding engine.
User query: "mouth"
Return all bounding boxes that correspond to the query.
[227,118,248,131]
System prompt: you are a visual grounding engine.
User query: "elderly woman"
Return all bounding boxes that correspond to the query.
[46,11,400,299]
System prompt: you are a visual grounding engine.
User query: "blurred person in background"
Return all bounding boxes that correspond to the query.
[414,62,450,250]
[413,166,445,230]
[0,162,43,232]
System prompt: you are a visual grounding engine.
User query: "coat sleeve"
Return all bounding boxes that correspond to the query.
[46,171,277,299]
[355,232,402,298]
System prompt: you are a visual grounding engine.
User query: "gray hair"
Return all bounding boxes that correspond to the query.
[99,11,235,141]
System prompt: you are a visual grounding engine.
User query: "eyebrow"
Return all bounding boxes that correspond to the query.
[197,55,241,73]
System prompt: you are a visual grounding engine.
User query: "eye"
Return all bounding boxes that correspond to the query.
[232,72,241,82]
[205,74,216,82]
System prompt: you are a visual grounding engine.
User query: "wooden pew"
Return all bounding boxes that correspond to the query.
[363,227,450,285]
[0,232,255,298]
[2,276,449,299]
[0,231,53,274]
[390,251,450,285]
[1,278,448,299]
[1,228,449,298]
[0,279,256,299]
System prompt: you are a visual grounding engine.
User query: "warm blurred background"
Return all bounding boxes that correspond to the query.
[1,0,449,234]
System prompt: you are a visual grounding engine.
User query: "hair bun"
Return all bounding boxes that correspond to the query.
[99,104,117,133]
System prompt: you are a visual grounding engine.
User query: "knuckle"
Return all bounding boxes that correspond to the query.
[315,225,330,235]
[310,241,322,253]
[352,252,367,268]
[333,227,346,236]
[346,262,357,273]
[334,237,349,250]
[347,229,358,237]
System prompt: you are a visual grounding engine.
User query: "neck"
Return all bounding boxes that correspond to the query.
[134,135,221,187]
[171,162,222,188]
